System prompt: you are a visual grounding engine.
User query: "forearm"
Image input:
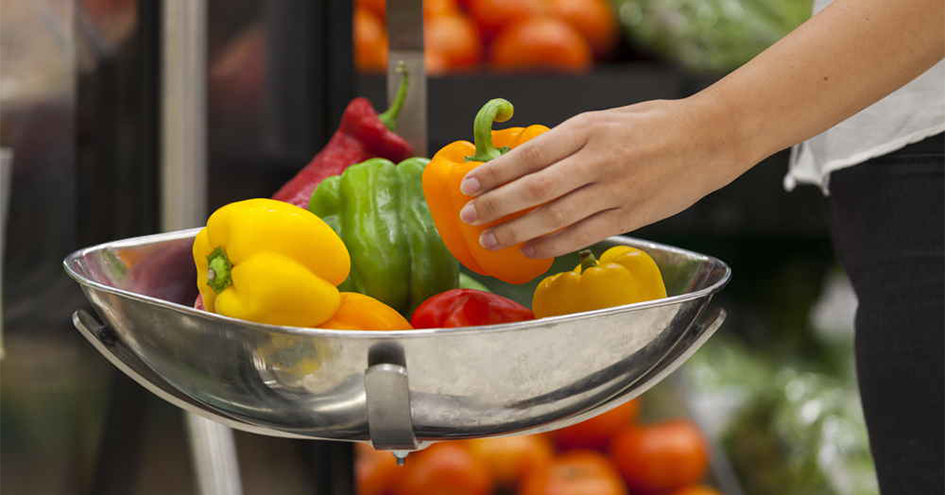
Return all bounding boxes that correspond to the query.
[454,0,942,256]
[694,0,945,171]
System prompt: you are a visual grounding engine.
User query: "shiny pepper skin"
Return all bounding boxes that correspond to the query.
[319,292,413,330]
[532,246,667,319]
[308,157,459,316]
[411,288,534,328]
[193,198,350,327]
[423,98,553,284]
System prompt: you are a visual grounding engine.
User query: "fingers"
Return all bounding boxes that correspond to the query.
[460,116,588,197]
[521,208,630,259]
[460,153,593,226]
[478,182,613,251]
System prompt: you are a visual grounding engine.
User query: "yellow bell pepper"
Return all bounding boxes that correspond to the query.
[423,98,554,285]
[318,292,413,330]
[193,198,351,327]
[532,246,667,319]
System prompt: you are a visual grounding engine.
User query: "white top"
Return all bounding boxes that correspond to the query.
[785,0,945,194]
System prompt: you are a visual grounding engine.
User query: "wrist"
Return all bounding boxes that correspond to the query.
[683,89,770,179]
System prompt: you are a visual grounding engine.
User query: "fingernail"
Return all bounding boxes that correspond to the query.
[460,202,478,224]
[460,176,481,195]
[521,245,536,258]
[480,230,497,249]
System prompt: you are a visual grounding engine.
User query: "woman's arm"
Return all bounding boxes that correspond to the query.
[458,0,945,259]
[706,0,944,162]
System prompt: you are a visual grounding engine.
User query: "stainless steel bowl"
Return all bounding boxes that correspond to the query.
[64,228,730,451]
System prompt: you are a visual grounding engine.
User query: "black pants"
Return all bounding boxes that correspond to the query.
[829,132,944,494]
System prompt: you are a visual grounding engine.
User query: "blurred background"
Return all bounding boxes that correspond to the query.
[0,0,877,494]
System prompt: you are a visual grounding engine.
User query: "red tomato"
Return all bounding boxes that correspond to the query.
[670,485,726,495]
[424,13,482,72]
[425,49,448,75]
[520,450,627,495]
[393,442,492,495]
[355,443,405,495]
[548,0,618,58]
[354,7,388,72]
[468,0,546,41]
[610,420,710,493]
[357,0,458,19]
[552,400,640,451]
[356,0,386,19]
[424,0,459,19]
[490,17,591,72]
[465,435,553,488]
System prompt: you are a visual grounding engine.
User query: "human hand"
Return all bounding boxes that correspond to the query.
[457,98,756,259]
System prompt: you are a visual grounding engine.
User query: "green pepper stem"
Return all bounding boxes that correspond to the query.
[579,250,598,271]
[466,98,514,162]
[206,247,233,294]
[378,62,409,131]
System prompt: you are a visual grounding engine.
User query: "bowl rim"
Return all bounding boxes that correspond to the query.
[63,227,731,339]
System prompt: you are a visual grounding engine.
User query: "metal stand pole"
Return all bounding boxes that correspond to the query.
[162,1,243,494]
[184,415,244,495]
[0,148,10,361]
[387,0,427,156]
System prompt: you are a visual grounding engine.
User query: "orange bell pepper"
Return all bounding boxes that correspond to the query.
[318,292,413,330]
[422,98,554,284]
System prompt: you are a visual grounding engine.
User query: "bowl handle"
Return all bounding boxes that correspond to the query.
[365,343,420,460]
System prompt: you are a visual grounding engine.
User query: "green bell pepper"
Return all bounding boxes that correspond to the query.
[459,272,491,292]
[308,157,459,315]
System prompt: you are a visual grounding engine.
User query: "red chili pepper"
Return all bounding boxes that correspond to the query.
[411,289,534,328]
[271,65,413,207]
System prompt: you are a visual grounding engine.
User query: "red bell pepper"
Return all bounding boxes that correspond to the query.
[411,289,534,328]
[271,65,413,207]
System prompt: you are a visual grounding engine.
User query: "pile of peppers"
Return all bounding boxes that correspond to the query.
[192,86,669,331]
